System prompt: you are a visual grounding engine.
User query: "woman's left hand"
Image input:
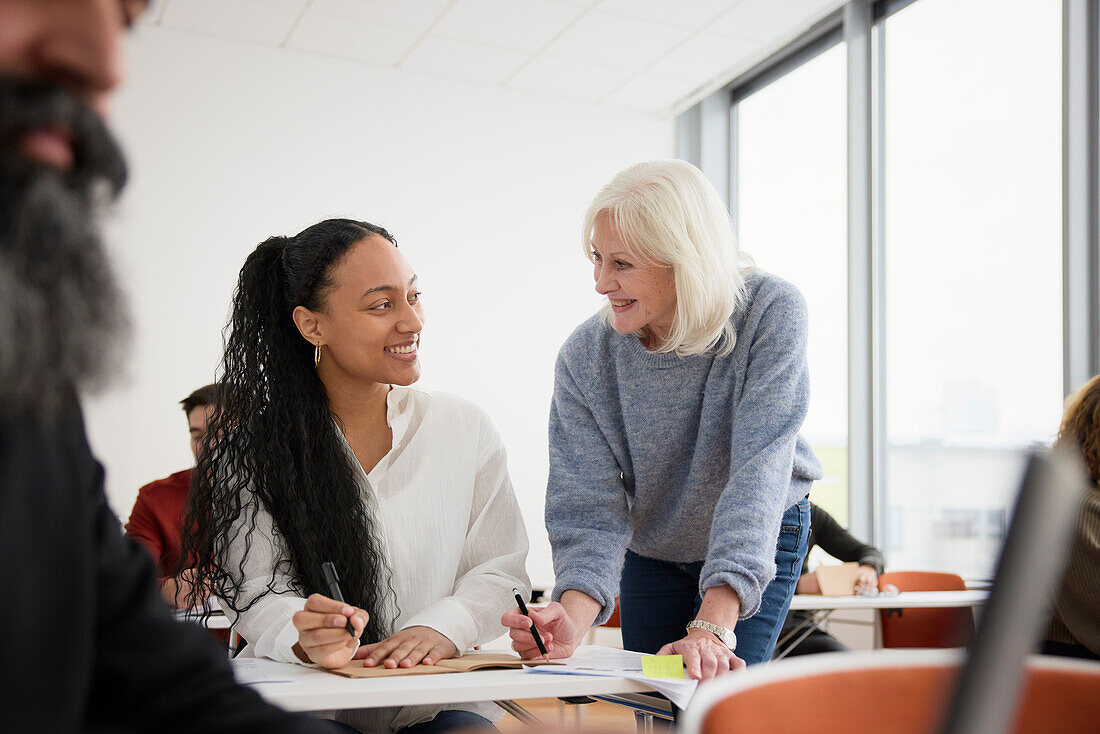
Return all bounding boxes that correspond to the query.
[354,626,458,668]
[657,630,746,681]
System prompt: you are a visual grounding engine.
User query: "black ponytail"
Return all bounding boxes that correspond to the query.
[182,219,397,642]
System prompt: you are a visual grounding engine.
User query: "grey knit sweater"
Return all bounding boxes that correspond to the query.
[546,270,822,625]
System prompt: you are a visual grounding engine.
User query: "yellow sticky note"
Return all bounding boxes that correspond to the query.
[641,654,686,679]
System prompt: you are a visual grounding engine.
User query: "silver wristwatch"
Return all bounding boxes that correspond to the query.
[686,620,737,651]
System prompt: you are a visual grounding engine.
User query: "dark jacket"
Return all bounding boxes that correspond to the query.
[806,504,885,575]
[780,503,886,635]
[0,398,329,733]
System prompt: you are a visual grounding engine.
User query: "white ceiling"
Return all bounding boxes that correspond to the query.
[143,0,845,116]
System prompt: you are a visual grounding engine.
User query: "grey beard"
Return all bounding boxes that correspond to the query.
[0,166,129,419]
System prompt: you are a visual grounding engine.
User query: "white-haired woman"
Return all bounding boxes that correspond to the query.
[503,160,822,684]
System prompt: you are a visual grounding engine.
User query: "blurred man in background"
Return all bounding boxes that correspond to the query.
[0,2,338,730]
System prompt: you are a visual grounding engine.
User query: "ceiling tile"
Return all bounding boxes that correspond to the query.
[160,0,306,45]
[595,0,736,29]
[507,56,634,102]
[646,31,764,81]
[709,0,841,41]
[400,36,529,85]
[434,0,586,53]
[287,9,420,66]
[306,0,451,33]
[603,72,702,113]
[542,10,692,71]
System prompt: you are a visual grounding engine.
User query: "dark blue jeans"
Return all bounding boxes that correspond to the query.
[394,710,496,734]
[619,497,810,665]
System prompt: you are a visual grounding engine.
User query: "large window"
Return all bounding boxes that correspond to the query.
[737,44,850,524]
[724,0,1064,577]
[881,0,1062,576]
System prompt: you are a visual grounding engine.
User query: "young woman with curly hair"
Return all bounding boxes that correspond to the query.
[182,218,529,733]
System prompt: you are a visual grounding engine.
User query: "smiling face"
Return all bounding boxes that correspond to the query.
[591,212,676,347]
[294,234,424,389]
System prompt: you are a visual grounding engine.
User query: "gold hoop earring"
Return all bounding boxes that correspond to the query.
[314,344,322,367]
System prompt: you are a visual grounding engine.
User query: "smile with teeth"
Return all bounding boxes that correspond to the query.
[385,337,418,355]
[610,299,636,307]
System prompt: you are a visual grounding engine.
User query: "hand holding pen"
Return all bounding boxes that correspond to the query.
[289,562,370,669]
[501,590,580,661]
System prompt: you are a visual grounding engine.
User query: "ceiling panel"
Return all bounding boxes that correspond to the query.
[143,0,843,115]
[646,31,764,82]
[542,10,693,71]
[710,0,841,40]
[160,0,306,45]
[604,73,703,112]
[434,0,586,53]
[305,0,451,34]
[287,9,420,66]
[400,36,530,85]
[507,56,635,103]
[594,0,739,30]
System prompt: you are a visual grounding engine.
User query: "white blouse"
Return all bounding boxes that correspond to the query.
[223,387,531,732]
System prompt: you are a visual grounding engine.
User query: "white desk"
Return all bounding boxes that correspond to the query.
[246,662,653,715]
[788,589,989,611]
[778,590,989,659]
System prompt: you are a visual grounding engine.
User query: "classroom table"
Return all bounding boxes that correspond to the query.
[776,590,990,659]
[243,659,656,723]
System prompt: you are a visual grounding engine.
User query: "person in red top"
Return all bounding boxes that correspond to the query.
[126,383,220,609]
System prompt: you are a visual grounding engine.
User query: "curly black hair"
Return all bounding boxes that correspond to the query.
[180,218,397,642]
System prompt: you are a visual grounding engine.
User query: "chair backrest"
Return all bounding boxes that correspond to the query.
[878,571,974,648]
[679,650,1100,734]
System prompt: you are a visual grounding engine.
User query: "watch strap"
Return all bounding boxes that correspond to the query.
[686,620,737,650]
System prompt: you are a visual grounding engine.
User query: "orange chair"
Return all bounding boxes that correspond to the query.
[680,650,1100,734]
[878,571,975,648]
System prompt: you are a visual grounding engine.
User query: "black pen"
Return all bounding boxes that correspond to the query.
[513,588,551,663]
[321,561,358,638]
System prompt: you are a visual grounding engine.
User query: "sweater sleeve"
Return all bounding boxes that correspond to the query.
[124,485,167,578]
[811,504,885,575]
[1049,491,1100,655]
[545,349,632,627]
[699,282,814,618]
[400,411,531,652]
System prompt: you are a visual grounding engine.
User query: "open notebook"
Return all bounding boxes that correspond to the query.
[325,652,562,679]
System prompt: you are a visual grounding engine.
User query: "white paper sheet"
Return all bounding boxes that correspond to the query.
[526,645,697,709]
[230,657,299,685]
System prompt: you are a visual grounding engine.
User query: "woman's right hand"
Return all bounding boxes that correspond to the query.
[500,601,582,660]
[291,593,369,669]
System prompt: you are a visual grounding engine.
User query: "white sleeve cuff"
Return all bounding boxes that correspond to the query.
[247,595,310,665]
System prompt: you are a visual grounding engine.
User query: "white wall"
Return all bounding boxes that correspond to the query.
[86,27,673,588]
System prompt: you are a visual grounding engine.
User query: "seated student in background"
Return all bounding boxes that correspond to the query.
[776,503,885,657]
[181,219,530,734]
[126,383,221,609]
[1042,373,1100,661]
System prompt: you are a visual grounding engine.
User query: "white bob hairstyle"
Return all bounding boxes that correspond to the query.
[583,159,750,357]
